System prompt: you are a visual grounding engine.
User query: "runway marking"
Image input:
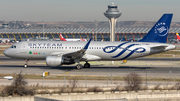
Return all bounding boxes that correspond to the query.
[83,68,89,71]
[157,61,161,62]
[35,63,46,64]
[0,62,1,64]
[62,72,70,75]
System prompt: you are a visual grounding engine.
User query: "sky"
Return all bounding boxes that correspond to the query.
[0,0,180,22]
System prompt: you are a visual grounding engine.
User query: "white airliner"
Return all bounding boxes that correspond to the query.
[0,38,10,43]
[60,33,87,41]
[4,14,175,69]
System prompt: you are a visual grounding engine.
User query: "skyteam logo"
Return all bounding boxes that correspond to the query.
[103,42,146,59]
[155,23,168,36]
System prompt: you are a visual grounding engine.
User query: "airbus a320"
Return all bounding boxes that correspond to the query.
[4,14,175,69]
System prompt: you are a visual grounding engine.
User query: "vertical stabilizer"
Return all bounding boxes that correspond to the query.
[176,33,180,40]
[59,33,66,41]
[139,14,173,43]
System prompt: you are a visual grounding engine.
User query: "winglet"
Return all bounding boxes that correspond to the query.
[76,38,92,54]
[83,38,92,49]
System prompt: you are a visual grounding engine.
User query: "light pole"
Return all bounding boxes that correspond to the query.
[43,21,44,40]
[95,20,97,41]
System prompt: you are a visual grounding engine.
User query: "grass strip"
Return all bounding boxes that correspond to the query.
[0,73,179,81]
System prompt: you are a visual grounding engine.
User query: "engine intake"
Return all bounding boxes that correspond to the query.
[46,56,63,67]
[46,56,75,67]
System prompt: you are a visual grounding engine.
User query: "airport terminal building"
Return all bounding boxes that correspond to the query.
[0,27,179,43]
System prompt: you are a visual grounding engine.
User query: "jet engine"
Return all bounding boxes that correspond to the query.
[46,56,75,67]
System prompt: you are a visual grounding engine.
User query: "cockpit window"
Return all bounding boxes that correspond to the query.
[10,45,16,48]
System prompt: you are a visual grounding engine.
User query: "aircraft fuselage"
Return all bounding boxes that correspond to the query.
[4,41,175,61]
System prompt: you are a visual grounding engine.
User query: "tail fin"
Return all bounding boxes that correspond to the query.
[176,33,180,40]
[59,33,66,41]
[120,38,125,42]
[139,14,173,43]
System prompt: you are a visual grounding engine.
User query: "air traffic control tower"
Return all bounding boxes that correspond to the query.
[104,3,121,41]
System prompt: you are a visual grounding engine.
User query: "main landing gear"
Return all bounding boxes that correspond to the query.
[24,59,29,68]
[84,62,90,68]
[76,62,91,70]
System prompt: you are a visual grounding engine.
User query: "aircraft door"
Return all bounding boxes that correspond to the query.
[21,42,26,53]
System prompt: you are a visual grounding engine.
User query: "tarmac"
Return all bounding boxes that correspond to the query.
[0,55,180,87]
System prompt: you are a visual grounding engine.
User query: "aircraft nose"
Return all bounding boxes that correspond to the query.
[3,49,9,56]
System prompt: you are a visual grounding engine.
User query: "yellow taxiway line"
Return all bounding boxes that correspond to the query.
[62,72,70,75]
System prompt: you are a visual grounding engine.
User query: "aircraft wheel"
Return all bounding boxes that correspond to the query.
[84,63,90,68]
[24,64,28,68]
[76,64,83,70]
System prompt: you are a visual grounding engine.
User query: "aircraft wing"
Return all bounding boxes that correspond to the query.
[50,38,92,59]
[63,38,92,58]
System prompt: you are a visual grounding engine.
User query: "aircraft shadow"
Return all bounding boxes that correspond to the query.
[0,65,154,72]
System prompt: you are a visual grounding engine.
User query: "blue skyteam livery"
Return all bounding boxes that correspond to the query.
[4,14,175,69]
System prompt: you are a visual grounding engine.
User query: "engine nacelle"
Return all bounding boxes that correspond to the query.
[46,56,63,67]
